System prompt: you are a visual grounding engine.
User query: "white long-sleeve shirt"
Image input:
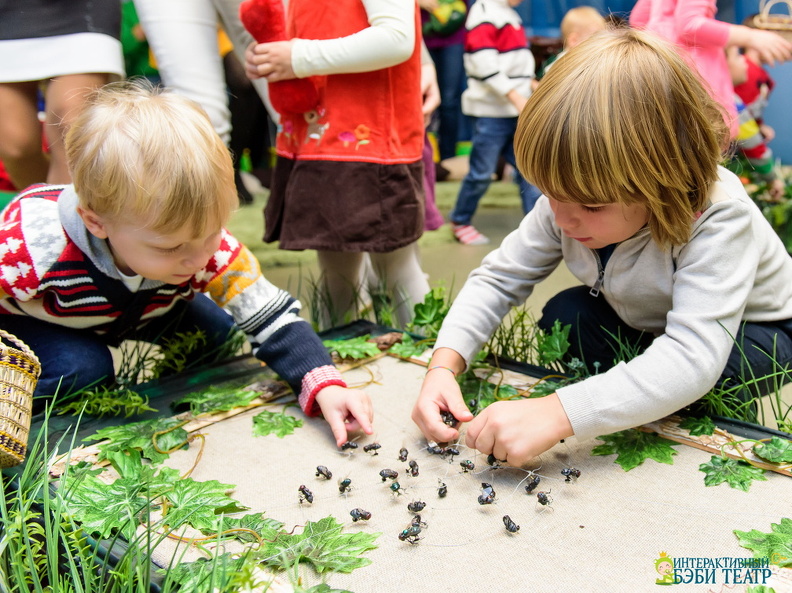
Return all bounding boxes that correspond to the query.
[434,167,792,440]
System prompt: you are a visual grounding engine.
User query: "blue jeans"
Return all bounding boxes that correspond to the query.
[449,116,542,226]
[0,294,236,412]
[429,43,472,160]
[538,286,792,408]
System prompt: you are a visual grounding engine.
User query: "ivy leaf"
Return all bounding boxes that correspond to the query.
[536,320,571,366]
[213,512,283,542]
[745,587,777,593]
[591,430,678,471]
[408,287,450,339]
[699,456,767,492]
[735,518,792,568]
[753,436,792,463]
[252,408,303,438]
[104,449,181,489]
[162,478,248,532]
[174,385,261,416]
[300,586,354,593]
[678,415,716,436]
[60,472,158,540]
[162,554,254,590]
[323,336,381,360]
[260,516,379,573]
[84,416,189,463]
[389,334,428,359]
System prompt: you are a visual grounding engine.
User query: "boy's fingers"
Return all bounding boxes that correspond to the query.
[326,414,349,448]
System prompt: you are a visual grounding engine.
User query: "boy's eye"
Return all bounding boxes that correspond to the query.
[158,245,182,254]
[582,205,605,213]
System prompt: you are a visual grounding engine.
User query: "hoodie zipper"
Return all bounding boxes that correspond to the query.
[589,249,604,297]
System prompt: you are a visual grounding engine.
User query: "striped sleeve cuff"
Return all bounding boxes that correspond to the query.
[299,365,347,417]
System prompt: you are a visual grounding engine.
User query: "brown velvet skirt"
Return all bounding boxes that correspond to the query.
[264,158,425,253]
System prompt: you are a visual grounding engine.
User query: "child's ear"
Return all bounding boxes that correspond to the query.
[77,206,109,239]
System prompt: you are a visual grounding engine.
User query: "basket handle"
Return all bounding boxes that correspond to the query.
[0,328,39,362]
[760,0,792,19]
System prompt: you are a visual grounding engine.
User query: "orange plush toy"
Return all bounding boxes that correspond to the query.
[239,0,320,116]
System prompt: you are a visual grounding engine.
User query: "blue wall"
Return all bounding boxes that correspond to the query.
[515,0,792,163]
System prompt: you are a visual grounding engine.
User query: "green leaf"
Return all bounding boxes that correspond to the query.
[699,456,767,492]
[60,472,158,540]
[56,386,157,418]
[735,518,792,568]
[84,416,189,463]
[161,478,248,532]
[591,430,678,471]
[389,333,429,359]
[678,415,716,436]
[753,437,792,463]
[300,585,354,593]
[536,320,570,366]
[105,449,181,488]
[163,554,255,590]
[746,586,777,593]
[252,409,303,438]
[174,385,261,416]
[407,286,450,339]
[260,516,379,573]
[213,512,283,542]
[323,336,381,360]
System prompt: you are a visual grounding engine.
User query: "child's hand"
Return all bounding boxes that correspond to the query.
[315,385,374,447]
[411,367,474,444]
[245,40,296,81]
[760,123,775,143]
[745,29,792,66]
[506,89,528,113]
[768,178,786,202]
[465,394,574,467]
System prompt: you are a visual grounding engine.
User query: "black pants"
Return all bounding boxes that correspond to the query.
[538,286,792,405]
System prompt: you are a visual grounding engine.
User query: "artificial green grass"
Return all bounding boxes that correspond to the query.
[226,180,523,269]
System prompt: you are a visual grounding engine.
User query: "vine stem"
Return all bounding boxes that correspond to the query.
[717,432,792,472]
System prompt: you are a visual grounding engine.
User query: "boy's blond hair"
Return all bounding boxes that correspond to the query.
[515,28,729,247]
[560,6,607,46]
[65,79,237,236]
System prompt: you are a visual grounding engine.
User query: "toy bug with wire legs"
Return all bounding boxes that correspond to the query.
[561,467,581,482]
[315,466,332,480]
[411,514,427,529]
[503,515,520,533]
[398,525,422,544]
[442,446,460,461]
[363,442,381,455]
[440,410,459,428]
[390,481,404,496]
[487,454,506,468]
[408,460,419,477]
[350,508,371,522]
[398,447,409,462]
[478,482,496,505]
[340,441,358,451]
[437,480,447,498]
[298,485,313,504]
[525,475,541,494]
[338,478,353,494]
[407,500,426,513]
[536,490,553,507]
[380,469,398,482]
[460,460,475,472]
[425,441,444,455]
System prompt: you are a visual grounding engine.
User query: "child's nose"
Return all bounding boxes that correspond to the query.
[553,202,578,227]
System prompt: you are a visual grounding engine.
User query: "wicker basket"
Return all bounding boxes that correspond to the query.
[0,329,40,468]
[752,0,792,42]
